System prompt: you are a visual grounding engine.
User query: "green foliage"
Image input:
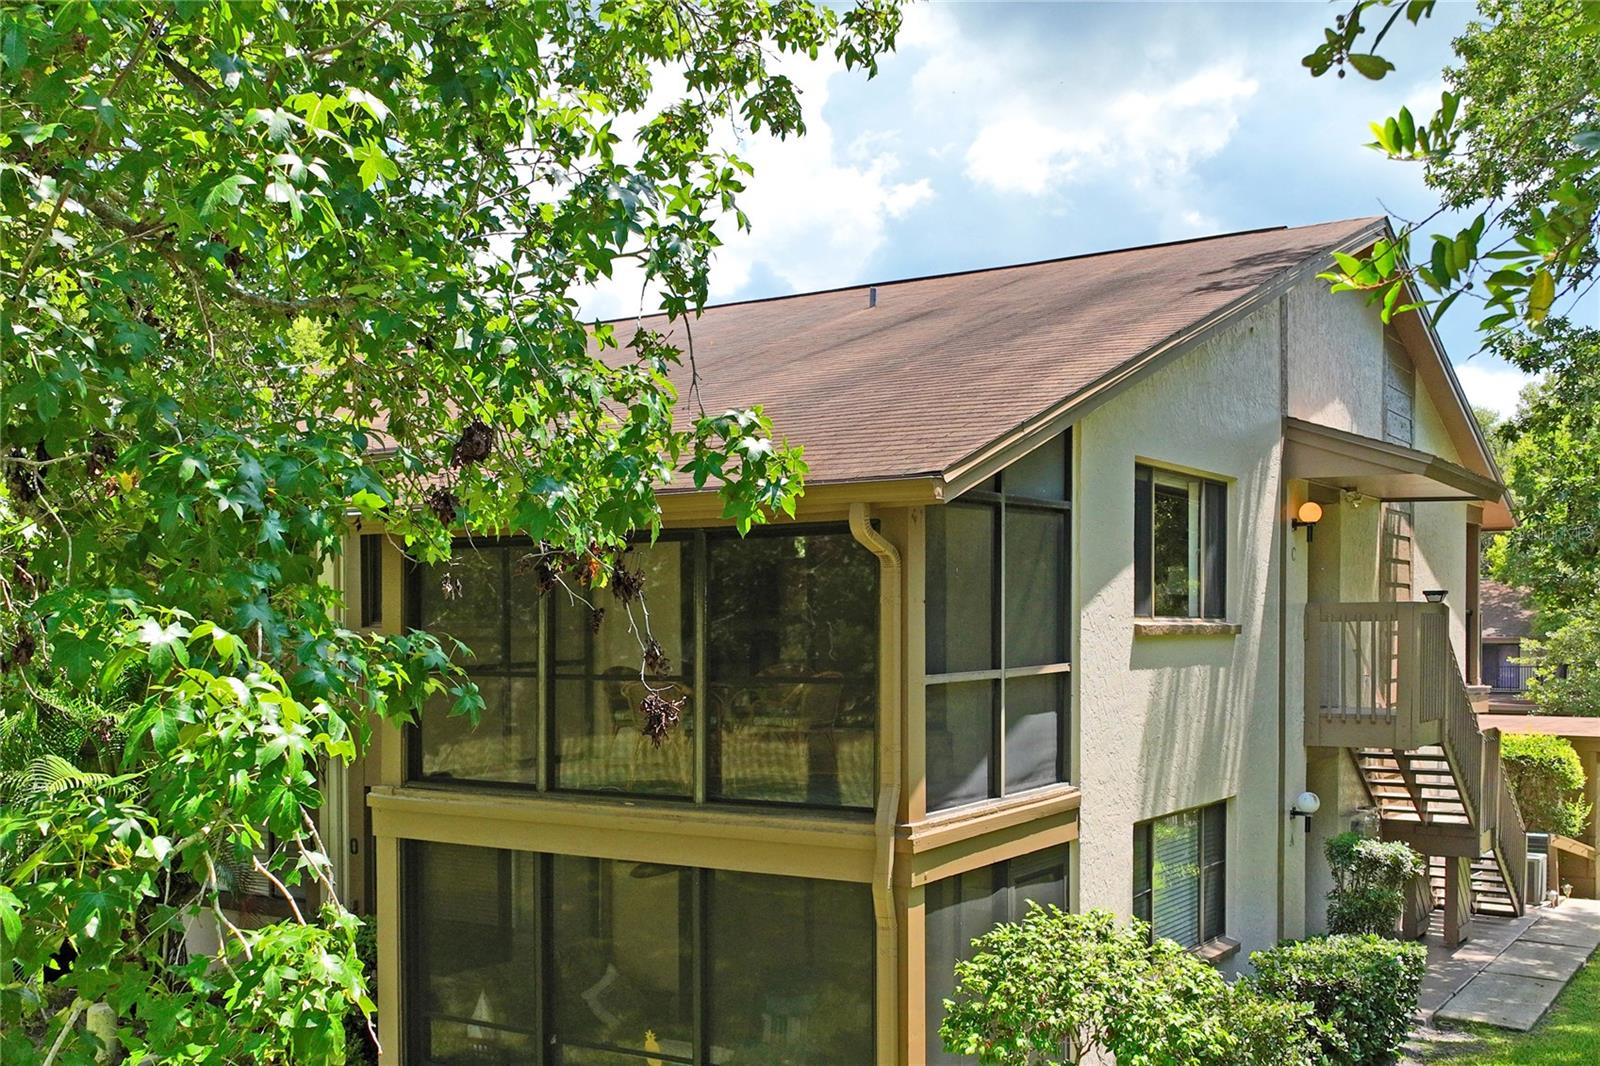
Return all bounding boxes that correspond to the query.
[1484,323,1600,715]
[0,1,900,1060]
[937,906,1318,1065]
[1323,831,1426,935]
[344,916,379,1065]
[1501,733,1593,837]
[1489,323,1600,618]
[1519,618,1600,718]
[1307,0,1600,333]
[1248,934,1427,1066]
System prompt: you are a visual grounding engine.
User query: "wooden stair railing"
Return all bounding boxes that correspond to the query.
[1308,602,1529,918]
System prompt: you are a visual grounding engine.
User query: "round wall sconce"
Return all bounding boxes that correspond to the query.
[1289,791,1321,833]
[1291,500,1324,541]
[1423,589,1448,603]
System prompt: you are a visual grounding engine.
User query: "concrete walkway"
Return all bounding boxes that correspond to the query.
[1418,898,1600,1031]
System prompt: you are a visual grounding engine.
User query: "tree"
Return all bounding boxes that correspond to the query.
[0,2,900,1061]
[1476,322,1600,715]
[1488,322,1600,615]
[1500,733,1593,837]
[1305,0,1600,334]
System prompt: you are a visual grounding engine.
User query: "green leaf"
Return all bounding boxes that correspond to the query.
[1528,269,1555,322]
[199,173,255,218]
[1347,53,1396,80]
[353,140,399,190]
[0,886,21,943]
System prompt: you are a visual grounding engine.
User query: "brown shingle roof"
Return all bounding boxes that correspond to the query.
[623,217,1385,489]
[1481,579,1535,641]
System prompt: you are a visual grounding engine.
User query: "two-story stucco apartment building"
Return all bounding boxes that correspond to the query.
[326,216,1523,1065]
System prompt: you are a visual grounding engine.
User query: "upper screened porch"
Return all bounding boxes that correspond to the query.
[389,428,1078,828]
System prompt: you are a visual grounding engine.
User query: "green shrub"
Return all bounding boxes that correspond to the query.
[1247,934,1426,1065]
[1216,984,1323,1066]
[1324,832,1425,935]
[1502,733,1593,837]
[937,906,1318,1065]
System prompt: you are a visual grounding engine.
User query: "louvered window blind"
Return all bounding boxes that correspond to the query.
[1132,801,1227,948]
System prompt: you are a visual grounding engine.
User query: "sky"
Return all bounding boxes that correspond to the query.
[580,1,1576,419]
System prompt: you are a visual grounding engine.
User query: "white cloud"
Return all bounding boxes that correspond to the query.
[578,55,933,319]
[1454,359,1536,420]
[961,64,1259,203]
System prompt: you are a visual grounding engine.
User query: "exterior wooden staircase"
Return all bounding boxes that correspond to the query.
[1306,602,1529,938]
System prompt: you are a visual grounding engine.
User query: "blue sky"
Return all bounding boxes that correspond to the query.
[583,1,1572,417]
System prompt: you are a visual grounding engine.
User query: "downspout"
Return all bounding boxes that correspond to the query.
[1275,294,1291,943]
[850,503,902,1066]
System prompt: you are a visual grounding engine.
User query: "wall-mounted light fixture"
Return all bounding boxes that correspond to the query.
[1291,500,1324,542]
[1423,589,1448,604]
[1289,791,1321,833]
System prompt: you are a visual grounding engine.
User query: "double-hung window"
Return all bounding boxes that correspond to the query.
[1133,801,1227,948]
[1134,464,1226,619]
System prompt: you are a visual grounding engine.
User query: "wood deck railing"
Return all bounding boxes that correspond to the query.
[1306,601,1528,911]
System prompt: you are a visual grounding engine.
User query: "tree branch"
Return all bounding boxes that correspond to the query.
[76,195,351,313]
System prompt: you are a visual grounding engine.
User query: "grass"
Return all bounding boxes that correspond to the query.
[1408,953,1600,1064]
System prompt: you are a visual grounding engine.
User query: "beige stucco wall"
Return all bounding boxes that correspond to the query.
[1075,297,1301,965]
[1285,280,1385,437]
[1074,277,1482,963]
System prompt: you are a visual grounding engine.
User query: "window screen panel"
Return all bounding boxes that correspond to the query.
[359,533,384,628]
[708,871,874,1065]
[1004,507,1066,667]
[407,843,539,1065]
[1003,674,1062,794]
[705,530,877,808]
[548,856,694,1061]
[1201,803,1227,943]
[1134,466,1153,616]
[1006,848,1068,917]
[1202,480,1227,620]
[924,868,1003,1066]
[1003,433,1068,501]
[926,503,996,675]
[1132,823,1153,925]
[417,548,506,666]
[926,681,995,811]
[550,540,694,797]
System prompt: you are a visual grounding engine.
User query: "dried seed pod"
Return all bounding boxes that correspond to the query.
[451,418,493,467]
[86,435,117,478]
[7,445,44,503]
[2,630,36,673]
[439,572,463,601]
[588,607,606,634]
[639,691,683,746]
[425,486,458,526]
[611,562,645,604]
[643,638,670,676]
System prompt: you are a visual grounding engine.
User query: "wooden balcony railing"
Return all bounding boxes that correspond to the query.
[1304,602,1449,750]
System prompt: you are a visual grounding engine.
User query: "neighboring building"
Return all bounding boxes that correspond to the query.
[330,217,1522,1065]
[1480,579,1537,710]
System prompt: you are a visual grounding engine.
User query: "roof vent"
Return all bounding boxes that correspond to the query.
[868,286,878,308]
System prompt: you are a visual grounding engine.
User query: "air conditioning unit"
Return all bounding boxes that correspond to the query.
[1526,853,1549,906]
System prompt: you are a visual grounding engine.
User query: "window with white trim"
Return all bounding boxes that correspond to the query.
[1134,465,1226,619]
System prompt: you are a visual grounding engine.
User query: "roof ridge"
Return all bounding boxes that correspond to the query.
[600,216,1386,322]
